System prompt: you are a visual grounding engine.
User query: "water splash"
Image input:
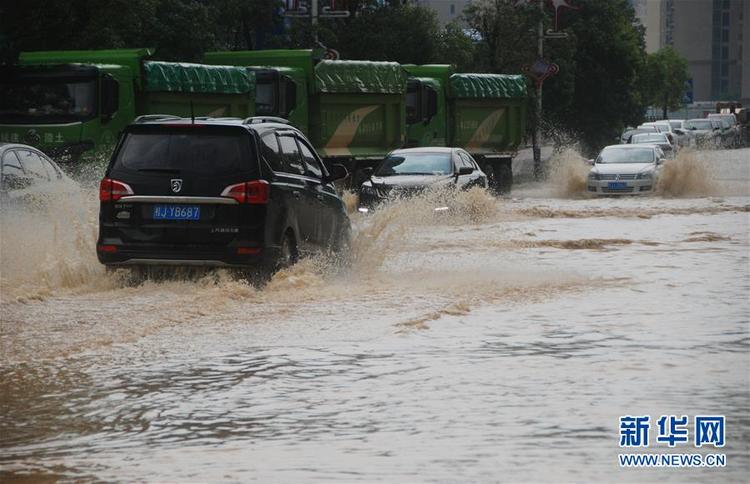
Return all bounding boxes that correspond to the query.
[656,150,719,197]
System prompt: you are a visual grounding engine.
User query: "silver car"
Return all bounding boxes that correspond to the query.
[630,132,675,158]
[587,145,665,195]
[1,143,74,206]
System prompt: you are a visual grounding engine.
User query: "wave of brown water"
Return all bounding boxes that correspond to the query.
[0,184,503,306]
[518,203,748,219]
[656,150,719,197]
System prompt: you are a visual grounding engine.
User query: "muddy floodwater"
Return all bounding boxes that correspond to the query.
[1,149,749,482]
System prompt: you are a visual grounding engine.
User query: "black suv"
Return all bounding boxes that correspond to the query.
[97,116,350,273]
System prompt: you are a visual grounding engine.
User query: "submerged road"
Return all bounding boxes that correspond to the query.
[1,148,749,481]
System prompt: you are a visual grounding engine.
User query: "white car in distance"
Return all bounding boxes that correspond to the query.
[630,132,675,158]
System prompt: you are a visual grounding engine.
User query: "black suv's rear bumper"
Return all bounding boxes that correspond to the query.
[97,243,279,268]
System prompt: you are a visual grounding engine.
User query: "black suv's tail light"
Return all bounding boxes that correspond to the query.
[221,180,270,204]
[99,178,134,201]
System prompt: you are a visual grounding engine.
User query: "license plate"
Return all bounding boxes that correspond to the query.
[608,182,627,189]
[152,205,200,220]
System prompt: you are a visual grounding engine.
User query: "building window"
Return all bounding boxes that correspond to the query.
[722,12,729,25]
[722,46,728,59]
[722,29,729,42]
[450,4,455,15]
[721,63,729,76]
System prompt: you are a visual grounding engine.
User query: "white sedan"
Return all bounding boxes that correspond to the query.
[587,144,665,195]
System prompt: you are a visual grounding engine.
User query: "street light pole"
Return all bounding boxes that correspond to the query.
[311,0,318,43]
[533,0,544,180]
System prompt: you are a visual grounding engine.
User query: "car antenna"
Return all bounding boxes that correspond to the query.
[190,100,195,124]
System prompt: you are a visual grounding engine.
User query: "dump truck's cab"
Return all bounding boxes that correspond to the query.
[403,65,449,148]
[204,50,311,137]
[1,49,257,163]
[0,61,132,161]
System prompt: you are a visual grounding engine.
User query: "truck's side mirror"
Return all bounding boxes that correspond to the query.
[281,77,297,117]
[424,86,438,124]
[101,74,119,122]
[405,79,419,125]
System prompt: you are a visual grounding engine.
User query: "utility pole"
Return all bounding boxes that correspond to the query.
[533,0,544,180]
[311,0,318,43]
[284,0,349,56]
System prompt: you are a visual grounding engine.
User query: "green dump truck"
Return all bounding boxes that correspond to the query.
[404,65,527,192]
[204,49,407,183]
[0,49,256,161]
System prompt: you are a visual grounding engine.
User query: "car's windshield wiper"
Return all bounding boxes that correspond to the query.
[137,167,181,174]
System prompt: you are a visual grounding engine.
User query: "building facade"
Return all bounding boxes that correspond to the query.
[634,0,747,103]
[415,0,473,26]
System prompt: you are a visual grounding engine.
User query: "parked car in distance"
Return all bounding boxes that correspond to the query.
[640,121,676,145]
[636,125,660,134]
[708,113,740,147]
[620,127,656,144]
[358,147,487,212]
[629,132,675,158]
[683,118,722,148]
[1,142,75,206]
[587,144,665,195]
[97,116,351,276]
[666,119,689,147]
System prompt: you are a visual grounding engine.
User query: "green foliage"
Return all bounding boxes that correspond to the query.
[465,0,648,154]
[0,0,655,154]
[0,0,280,63]
[644,47,690,118]
[464,0,541,73]
[434,22,476,72]
[323,4,439,64]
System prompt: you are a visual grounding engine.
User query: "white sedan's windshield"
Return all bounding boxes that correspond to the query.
[597,148,655,164]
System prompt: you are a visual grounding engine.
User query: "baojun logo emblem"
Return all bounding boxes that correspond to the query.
[171,179,183,193]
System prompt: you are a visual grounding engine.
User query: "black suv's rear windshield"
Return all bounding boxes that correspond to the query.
[112,126,257,176]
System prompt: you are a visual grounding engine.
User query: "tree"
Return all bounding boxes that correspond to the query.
[433,22,476,72]
[465,0,649,154]
[644,47,689,119]
[212,0,282,51]
[320,3,439,64]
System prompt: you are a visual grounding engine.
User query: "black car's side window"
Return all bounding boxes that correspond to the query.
[260,133,284,172]
[297,138,323,180]
[278,134,305,176]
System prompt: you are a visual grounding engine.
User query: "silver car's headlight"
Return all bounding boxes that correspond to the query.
[637,172,653,180]
[588,172,600,181]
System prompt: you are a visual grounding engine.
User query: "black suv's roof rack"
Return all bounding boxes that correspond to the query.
[133,114,183,124]
[243,116,290,125]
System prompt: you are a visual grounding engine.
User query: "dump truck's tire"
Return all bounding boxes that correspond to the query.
[483,160,513,195]
[496,161,513,194]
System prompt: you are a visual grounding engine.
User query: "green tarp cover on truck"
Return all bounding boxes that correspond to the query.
[314,60,407,94]
[144,61,254,94]
[449,74,527,99]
